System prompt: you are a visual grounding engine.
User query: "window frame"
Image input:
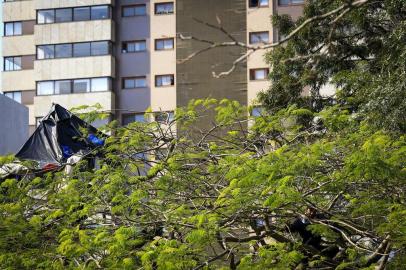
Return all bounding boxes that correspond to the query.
[122,4,147,17]
[154,2,174,15]
[249,31,270,44]
[4,56,22,71]
[36,5,111,24]
[36,77,112,96]
[36,41,111,60]
[122,40,147,53]
[122,76,147,89]
[4,21,22,36]
[248,0,269,8]
[249,68,269,81]
[155,74,175,87]
[155,38,174,51]
[4,91,22,103]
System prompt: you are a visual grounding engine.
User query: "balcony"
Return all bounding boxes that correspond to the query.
[3,0,35,21]
[35,20,114,45]
[35,0,114,10]
[2,70,35,91]
[3,35,35,56]
[34,55,115,81]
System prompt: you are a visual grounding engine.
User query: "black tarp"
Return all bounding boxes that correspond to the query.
[16,104,104,167]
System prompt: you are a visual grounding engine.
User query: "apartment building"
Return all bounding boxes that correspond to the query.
[2,0,304,132]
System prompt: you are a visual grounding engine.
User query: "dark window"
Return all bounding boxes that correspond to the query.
[55,8,73,22]
[73,7,91,21]
[122,41,146,53]
[38,9,55,24]
[123,77,147,89]
[122,5,147,17]
[4,22,22,36]
[4,56,22,71]
[4,91,22,103]
[91,6,110,20]
[73,43,91,57]
[37,45,55,59]
[278,0,304,5]
[155,38,174,50]
[155,75,174,87]
[155,2,174,14]
[122,114,145,125]
[91,41,109,56]
[55,80,72,94]
[55,44,73,58]
[250,68,269,80]
[73,79,90,93]
[249,0,269,7]
[249,31,269,44]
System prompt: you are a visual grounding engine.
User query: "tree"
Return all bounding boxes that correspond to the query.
[1,0,405,269]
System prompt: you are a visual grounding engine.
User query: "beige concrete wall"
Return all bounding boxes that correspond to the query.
[277,4,304,21]
[3,0,35,22]
[246,3,273,105]
[2,35,35,56]
[33,91,115,117]
[35,0,113,9]
[150,0,176,111]
[2,70,36,91]
[34,56,115,81]
[34,20,114,45]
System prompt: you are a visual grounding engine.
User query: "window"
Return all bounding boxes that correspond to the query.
[37,81,55,95]
[249,32,269,44]
[37,78,111,95]
[37,41,111,59]
[55,80,72,95]
[249,0,269,7]
[91,6,109,20]
[4,22,22,36]
[55,44,73,58]
[155,2,174,14]
[73,79,90,93]
[37,45,54,59]
[4,91,22,103]
[250,68,269,80]
[55,8,72,22]
[122,5,146,17]
[155,111,174,123]
[4,56,22,71]
[91,77,110,92]
[155,75,174,87]
[37,9,55,24]
[122,41,146,53]
[278,0,304,5]
[37,6,110,24]
[91,41,110,56]
[73,7,91,21]
[155,38,174,50]
[123,77,147,89]
[123,114,145,125]
[73,43,91,57]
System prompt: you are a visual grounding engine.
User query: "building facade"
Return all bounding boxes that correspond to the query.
[2,0,304,132]
[0,94,28,155]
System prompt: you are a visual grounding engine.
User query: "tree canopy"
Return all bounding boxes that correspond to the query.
[1,0,405,269]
